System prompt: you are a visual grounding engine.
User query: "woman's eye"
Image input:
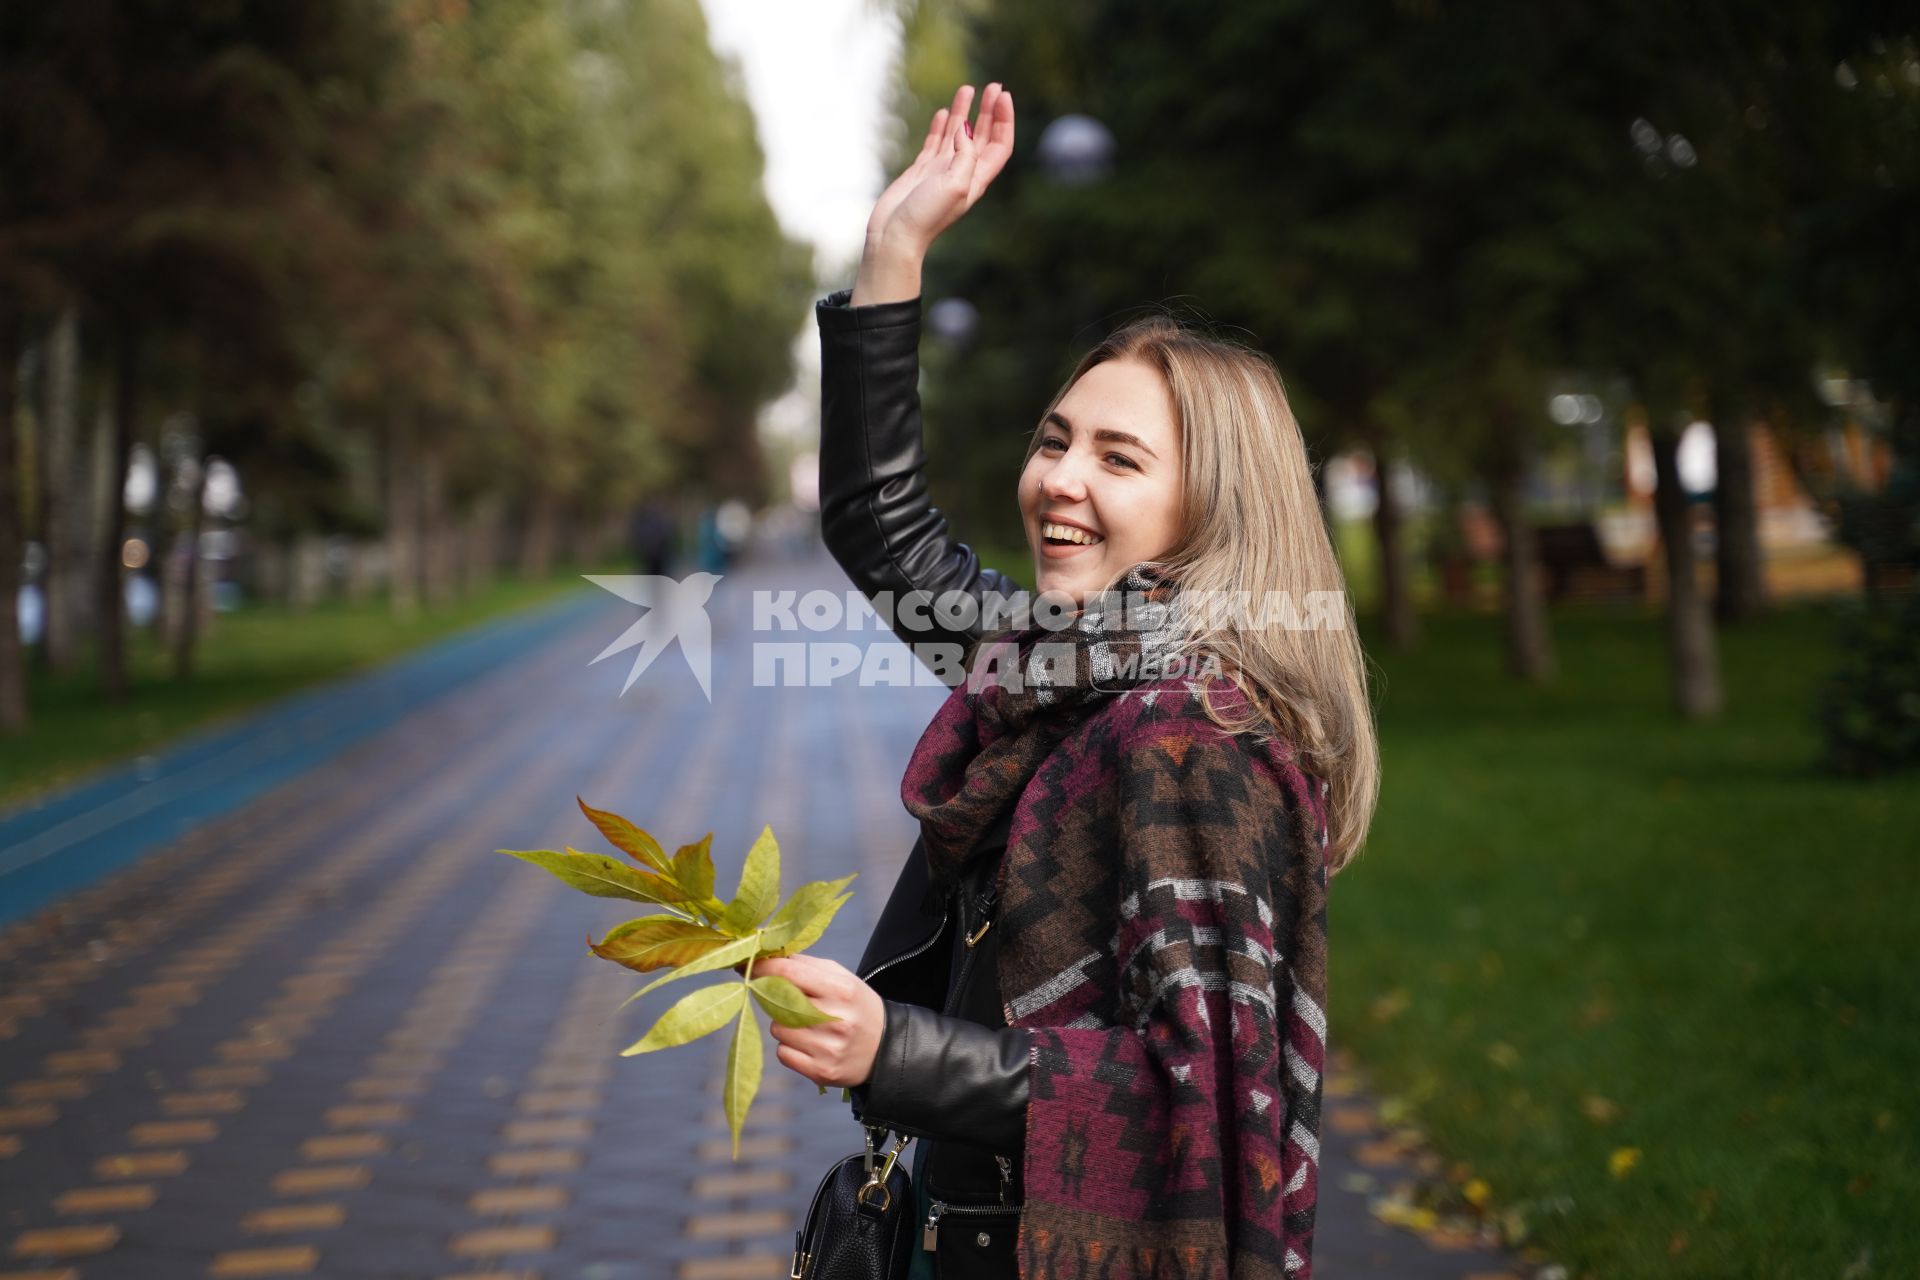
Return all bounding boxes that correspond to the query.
[1040,436,1066,451]
[1107,453,1138,470]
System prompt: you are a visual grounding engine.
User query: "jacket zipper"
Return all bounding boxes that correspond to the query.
[860,827,1007,986]
[923,1198,1021,1252]
[861,860,998,989]
[868,856,1022,1250]
[964,880,998,948]
[857,897,949,987]
[922,878,1022,1255]
[941,879,998,1017]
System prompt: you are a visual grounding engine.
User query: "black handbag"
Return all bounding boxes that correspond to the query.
[790,1125,917,1280]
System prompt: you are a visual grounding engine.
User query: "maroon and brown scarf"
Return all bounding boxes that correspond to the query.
[901,563,1333,1279]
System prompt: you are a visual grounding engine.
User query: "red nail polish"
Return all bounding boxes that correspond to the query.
[964,121,974,139]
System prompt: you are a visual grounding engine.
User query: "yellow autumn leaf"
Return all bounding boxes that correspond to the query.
[1581,1093,1622,1124]
[509,804,864,1158]
[576,797,672,874]
[1609,1146,1642,1177]
[1370,987,1410,1023]
[1463,1177,1492,1207]
[722,1000,763,1160]
[1370,1199,1416,1227]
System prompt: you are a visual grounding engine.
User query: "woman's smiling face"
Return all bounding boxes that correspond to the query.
[1019,356,1185,604]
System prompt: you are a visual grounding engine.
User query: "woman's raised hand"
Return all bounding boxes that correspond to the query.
[865,82,1016,260]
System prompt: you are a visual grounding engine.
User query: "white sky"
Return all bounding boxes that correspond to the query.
[697,0,901,282]
[697,0,904,459]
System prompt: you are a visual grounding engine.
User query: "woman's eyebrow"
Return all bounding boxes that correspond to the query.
[1044,411,1159,460]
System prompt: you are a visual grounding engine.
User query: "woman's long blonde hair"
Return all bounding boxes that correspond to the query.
[1025,312,1379,875]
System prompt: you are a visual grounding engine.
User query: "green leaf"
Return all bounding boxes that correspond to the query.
[719,825,781,934]
[760,874,857,954]
[671,833,717,902]
[577,798,672,875]
[630,931,763,1000]
[621,982,746,1056]
[749,974,838,1028]
[722,1000,763,1159]
[589,917,734,973]
[499,847,689,906]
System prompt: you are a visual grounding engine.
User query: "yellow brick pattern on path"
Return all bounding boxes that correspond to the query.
[214,711,616,1270]
[674,681,816,1280]
[0,628,601,1275]
[443,640,763,1278]
[1,563,1523,1279]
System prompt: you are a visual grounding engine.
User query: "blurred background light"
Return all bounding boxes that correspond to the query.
[1037,113,1115,184]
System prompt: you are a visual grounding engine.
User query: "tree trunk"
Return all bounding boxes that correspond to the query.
[342,540,381,603]
[156,449,189,647]
[519,489,560,579]
[463,495,502,596]
[1367,432,1420,650]
[1483,420,1555,682]
[251,539,288,605]
[386,428,420,618]
[1712,401,1768,623]
[99,317,138,700]
[420,449,453,607]
[0,315,29,732]
[1649,418,1724,720]
[289,535,329,610]
[41,307,89,672]
[172,456,210,679]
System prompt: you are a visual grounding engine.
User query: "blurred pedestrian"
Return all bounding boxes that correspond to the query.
[629,500,676,578]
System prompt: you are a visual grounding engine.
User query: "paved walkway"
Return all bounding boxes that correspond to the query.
[0,549,1531,1278]
[0,593,603,926]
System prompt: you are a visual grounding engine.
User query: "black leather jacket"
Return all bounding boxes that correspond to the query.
[816,286,1032,1275]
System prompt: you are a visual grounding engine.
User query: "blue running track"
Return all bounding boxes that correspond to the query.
[0,589,602,927]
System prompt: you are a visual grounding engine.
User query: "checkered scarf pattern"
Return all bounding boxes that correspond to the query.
[901,562,1333,1279]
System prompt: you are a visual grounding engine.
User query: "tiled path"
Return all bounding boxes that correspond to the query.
[0,549,1532,1278]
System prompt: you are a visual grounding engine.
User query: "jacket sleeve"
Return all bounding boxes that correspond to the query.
[852,999,1030,1157]
[815,287,1027,684]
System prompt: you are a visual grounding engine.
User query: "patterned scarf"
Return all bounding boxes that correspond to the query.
[906,561,1186,888]
[901,561,1333,1279]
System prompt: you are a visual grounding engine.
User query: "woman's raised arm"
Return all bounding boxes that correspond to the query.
[816,84,1023,684]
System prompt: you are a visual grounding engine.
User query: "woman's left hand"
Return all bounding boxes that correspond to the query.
[753,955,885,1089]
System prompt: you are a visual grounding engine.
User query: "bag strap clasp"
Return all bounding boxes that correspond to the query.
[856,1127,910,1212]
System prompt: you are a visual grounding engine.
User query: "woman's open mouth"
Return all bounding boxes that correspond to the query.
[1041,520,1104,550]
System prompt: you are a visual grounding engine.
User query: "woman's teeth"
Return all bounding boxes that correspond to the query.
[1042,521,1104,546]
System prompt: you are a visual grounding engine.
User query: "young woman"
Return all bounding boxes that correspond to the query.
[757,83,1378,1280]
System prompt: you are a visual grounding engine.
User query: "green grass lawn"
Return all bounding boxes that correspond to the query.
[985,519,1911,1272]
[1334,602,1918,1278]
[0,569,608,809]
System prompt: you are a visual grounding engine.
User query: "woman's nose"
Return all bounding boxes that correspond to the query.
[1040,455,1090,501]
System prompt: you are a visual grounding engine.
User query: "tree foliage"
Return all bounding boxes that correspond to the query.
[888,0,1914,705]
[0,0,811,715]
